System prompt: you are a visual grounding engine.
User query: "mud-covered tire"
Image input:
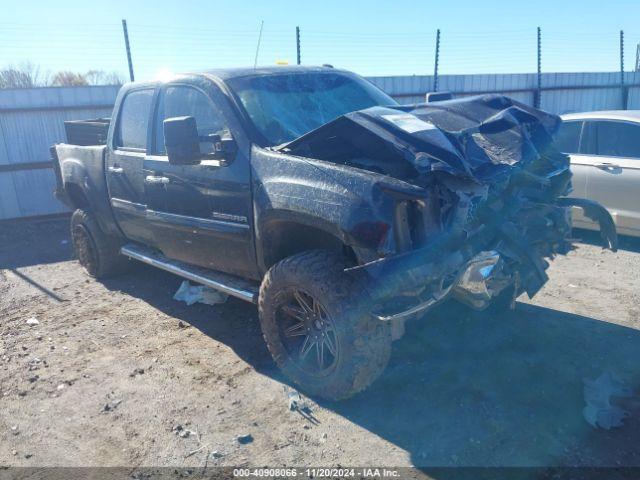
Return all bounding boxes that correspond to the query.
[70,209,129,278]
[258,250,392,401]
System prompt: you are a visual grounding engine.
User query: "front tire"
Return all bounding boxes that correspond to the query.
[70,209,129,278]
[258,250,392,401]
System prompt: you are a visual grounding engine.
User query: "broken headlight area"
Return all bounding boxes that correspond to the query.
[280,94,618,320]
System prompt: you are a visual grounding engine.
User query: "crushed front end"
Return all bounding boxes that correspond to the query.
[279,94,617,321]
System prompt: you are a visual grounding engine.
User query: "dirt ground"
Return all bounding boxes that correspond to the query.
[1,216,640,473]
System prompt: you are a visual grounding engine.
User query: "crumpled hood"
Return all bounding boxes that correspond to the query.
[279,94,564,185]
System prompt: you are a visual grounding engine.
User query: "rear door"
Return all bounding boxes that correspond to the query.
[584,120,640,236]
[105,87,156,245]
[143,83,257,279]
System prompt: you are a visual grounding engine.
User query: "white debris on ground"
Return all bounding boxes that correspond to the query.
[283,386,318,424]
[583,372,635,430]
[26,318,39,326]
[286,387,302,411]
[172,281,228,306]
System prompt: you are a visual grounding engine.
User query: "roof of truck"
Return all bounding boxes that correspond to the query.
[121,66,351,90]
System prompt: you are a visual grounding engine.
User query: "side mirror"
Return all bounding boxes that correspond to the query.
[164,116,201,165]
[202,133,238,163]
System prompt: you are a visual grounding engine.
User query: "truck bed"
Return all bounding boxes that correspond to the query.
[64,118,110,146]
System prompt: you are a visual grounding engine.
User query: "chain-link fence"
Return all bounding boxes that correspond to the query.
[2,21,640,85]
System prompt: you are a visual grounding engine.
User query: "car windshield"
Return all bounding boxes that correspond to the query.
[227,71,396,146]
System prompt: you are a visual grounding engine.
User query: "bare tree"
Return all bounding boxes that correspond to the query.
[84,70,124,85]
[1,63,125,88]
[0,62,49,88]
[50,71,89,86]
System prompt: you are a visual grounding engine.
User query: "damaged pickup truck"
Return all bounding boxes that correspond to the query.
[53,66,617,400]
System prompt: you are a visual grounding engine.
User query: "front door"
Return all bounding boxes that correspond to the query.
[143,84,257,279]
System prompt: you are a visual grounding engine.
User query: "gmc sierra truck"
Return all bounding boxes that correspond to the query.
[53,66,617,400]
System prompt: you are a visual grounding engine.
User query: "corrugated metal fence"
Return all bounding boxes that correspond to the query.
[2,71,639,220]
[0,85,119,220]
[368,71,640,111]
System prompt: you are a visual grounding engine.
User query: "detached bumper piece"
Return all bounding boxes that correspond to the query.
[372,250,512,321]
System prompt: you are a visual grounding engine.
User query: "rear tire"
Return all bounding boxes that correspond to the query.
[70,209,129,278]
[258,250,392,401]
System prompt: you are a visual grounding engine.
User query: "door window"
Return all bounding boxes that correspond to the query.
[595,121,640,158]
[554,120,582,154]
[115,89,154,151]
[579,121,597,155]
[154,86,228,154]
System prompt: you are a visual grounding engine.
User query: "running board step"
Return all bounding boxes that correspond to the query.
[120,244,259,304]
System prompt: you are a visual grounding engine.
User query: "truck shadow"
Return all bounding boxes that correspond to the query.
[103,263,640,472]
[332,301,640,473]
[0,215,73,269]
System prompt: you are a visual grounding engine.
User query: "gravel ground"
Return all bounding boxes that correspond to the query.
[1,217,640,473]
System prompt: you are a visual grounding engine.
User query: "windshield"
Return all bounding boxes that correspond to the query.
[227,71,396,146]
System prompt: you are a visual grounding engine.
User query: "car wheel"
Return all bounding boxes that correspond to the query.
[258,250,392,401]
[70,209,129,278]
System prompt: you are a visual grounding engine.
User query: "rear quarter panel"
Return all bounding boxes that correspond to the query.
[55,143,122,237]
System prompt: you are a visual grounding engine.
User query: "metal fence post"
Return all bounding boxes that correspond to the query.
[621,30,628,109]
[296,26,301,65]
[433,29,441,92]
[121,19,135,82]
[253,20,264,69]
[535,27,542,109]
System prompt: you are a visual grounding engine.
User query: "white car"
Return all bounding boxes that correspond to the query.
[556,111,640,237]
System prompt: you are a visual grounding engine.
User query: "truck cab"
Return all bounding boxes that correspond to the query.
[106,77,258,279]
[57,67,397,281]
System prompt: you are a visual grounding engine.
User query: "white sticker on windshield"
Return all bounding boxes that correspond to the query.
[381,114,437,133]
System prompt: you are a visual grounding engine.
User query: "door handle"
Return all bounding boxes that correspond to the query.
[108,166,124,174]
[145,175,170,185]
[595,162,620,170]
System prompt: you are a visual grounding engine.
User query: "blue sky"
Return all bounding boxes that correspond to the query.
[2,0,640,81]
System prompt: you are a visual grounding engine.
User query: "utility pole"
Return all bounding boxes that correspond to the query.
[296,26,301,65]
[620,30,627,109]
[535,27,542,109]
[433,29,441,92]
[121,19,135,82]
